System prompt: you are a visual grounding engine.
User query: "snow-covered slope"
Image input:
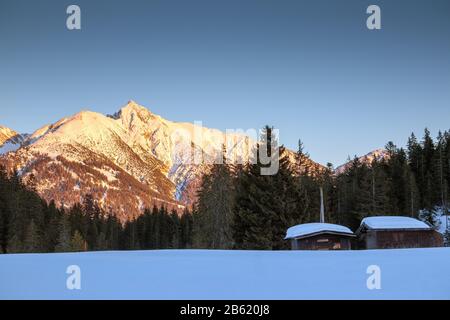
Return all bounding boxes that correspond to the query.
[1,248,449,299]
[0,126,17,144]
[107,101,257,202]
[1,104,185,220]
[0,126,26,154]
[335,149,389,174]
[0,101,324,221]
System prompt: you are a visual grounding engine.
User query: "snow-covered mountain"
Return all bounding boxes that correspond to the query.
[335,149,389,174]
[0,126,27,154]
[0,101,323,221]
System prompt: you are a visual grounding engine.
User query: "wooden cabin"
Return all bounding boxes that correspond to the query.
[356,216,443,249]
[285,223,355,250]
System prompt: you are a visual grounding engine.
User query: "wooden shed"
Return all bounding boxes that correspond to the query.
[356,216,443,249]
[285,223,355,250]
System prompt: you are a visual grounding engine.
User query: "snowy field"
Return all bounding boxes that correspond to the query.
[1,248,450,300]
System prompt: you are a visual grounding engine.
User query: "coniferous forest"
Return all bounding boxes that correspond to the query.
[1,127,449,253]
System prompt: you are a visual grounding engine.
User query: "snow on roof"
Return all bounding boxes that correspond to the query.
[359,216,431,230]
[285,223,354,240]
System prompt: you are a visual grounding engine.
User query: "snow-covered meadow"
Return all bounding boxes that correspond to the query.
[1,248,449,300]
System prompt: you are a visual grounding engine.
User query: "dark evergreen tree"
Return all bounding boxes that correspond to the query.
[71,230,86,252]
[232,126,299,249]
[180,208,193,248]
[23,219,41,253]
[194,145,235,249]
[55,214,72,252]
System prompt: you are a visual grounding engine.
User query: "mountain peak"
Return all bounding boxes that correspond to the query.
[0,126,26,154]
[108,100,153,121]
[0,101,324,220]
[122,100,149,113]
[0,125,17,135]
[0,125,18,143]
[335,148,389,174]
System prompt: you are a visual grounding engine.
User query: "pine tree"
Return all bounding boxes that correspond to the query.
[55,215,72,252]
[6,172,26,253]
[435,131,448,211]
[122,220,139,250]
[422,129,438,208]
[194,144,235,249]
[0,198,6,253]
[294,140,315,223]
[269,146,302,249]
[169,210,181,248]
[335,157,368,230]
[404,165,420,217]
[23,219,41,253]
[105,214,120,250]
[71,230,86,252]
[371,161,390,215]
[96,232,107,251]
[0,166,10,253]
[158,207,169,248]
[233,157,272,249]
[180,208,193,248]
[43,201,62,252]
[407,132,424,206]
[86,218,99,250]
[149,205,160,249]
[232,126,287,250]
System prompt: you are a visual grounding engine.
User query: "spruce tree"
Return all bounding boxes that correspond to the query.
[71,230,86,252]
[23,219,41,253]
[169,210,181,248]
[194,144,235,249]
[43,201,62,252]
[232,126,278,249]
[180,208,193,248]
[269,146,302,249]
[149,205,159,249]
[55,215,72,252]
[105,214,120,250]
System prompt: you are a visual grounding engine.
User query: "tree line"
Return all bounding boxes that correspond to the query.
[0,167,194,253]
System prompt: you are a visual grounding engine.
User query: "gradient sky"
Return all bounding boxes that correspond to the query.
[1,0,449,166]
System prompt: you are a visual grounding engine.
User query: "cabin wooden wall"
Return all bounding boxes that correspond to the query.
[291,234,353,250]
[360,230,443,249]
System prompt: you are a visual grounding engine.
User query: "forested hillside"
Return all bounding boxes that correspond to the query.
[0,167,194,253]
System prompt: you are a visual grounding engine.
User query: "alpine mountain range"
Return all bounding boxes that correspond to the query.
[0,100,374,222]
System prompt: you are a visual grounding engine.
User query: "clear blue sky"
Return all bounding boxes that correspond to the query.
[1,0,449,166]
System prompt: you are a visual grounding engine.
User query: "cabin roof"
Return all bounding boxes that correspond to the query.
[285,223,355,240]
[358,216,431,232]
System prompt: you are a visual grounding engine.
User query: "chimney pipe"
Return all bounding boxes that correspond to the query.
[320,187,325,223]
